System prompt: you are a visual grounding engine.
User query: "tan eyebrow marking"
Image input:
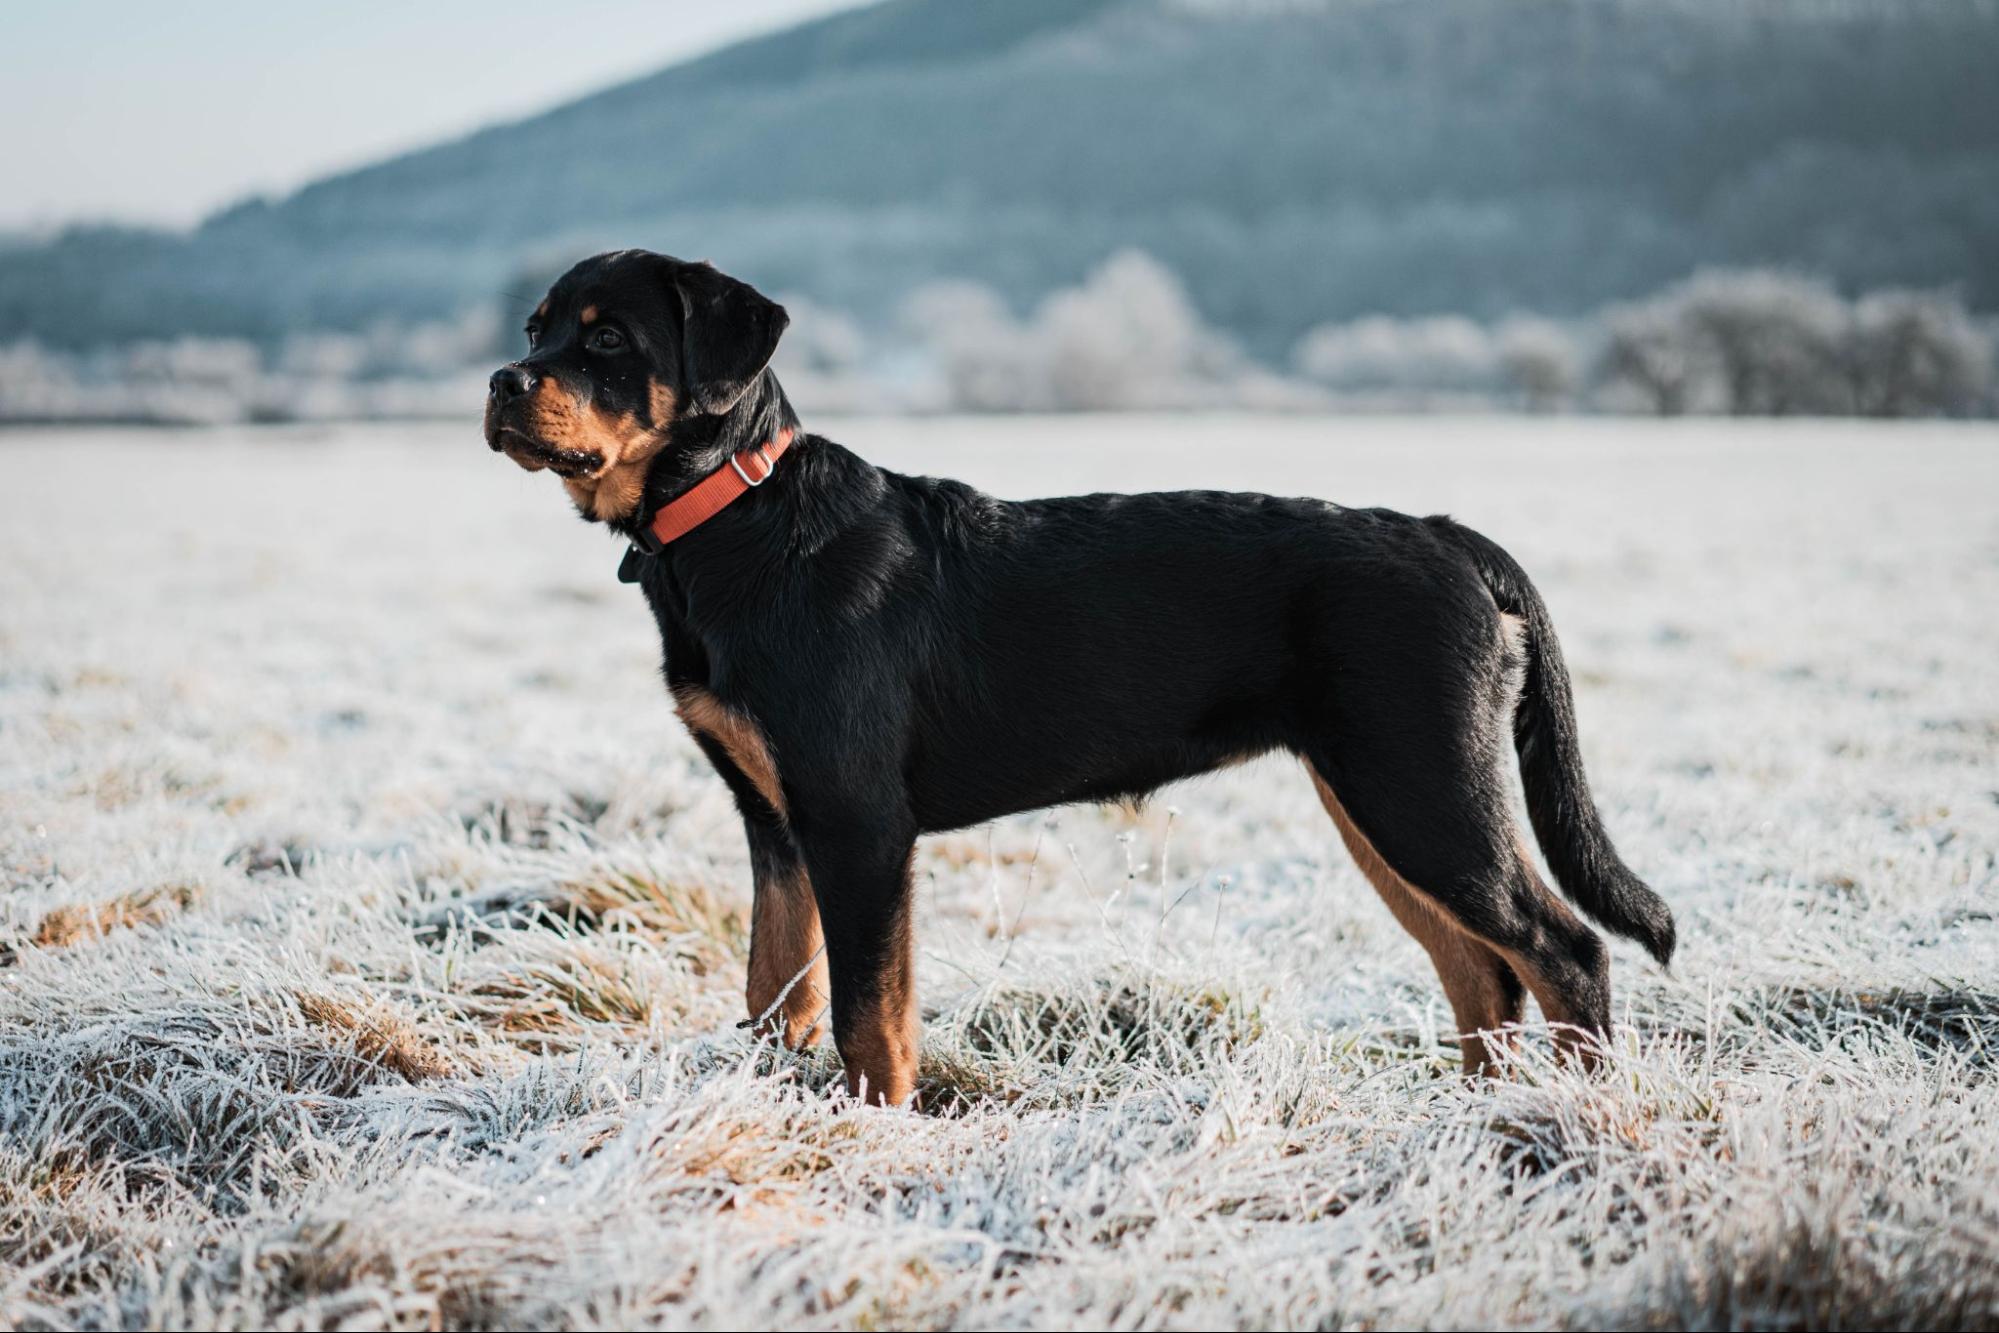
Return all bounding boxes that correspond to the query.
[534,301,548,320]
[580,305,598,325]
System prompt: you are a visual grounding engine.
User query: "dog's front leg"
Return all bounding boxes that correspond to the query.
[672,695,830,1049]
[796,821,921,1108]
[742,821,830,1049]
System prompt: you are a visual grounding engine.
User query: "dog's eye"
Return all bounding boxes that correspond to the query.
[588,326,626,353]
[524,324,541,348]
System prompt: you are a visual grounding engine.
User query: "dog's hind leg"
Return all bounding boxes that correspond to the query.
[1306,740,1612,1068]
[1298,599,1613,1068]
[1307,766,1524,1075]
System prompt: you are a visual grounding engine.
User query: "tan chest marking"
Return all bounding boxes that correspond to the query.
[672,684,787,817]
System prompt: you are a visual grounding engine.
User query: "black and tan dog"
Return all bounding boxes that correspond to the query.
[485,249,1675,1105]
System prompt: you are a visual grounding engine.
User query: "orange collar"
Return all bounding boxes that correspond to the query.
[638,428,795,550]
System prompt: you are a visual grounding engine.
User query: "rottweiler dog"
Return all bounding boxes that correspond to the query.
[484,249,1675,1105]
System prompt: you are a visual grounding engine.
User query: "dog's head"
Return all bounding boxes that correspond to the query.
[484,250,788,521]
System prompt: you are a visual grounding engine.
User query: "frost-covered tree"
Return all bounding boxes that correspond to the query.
[1496,316,1580,412]
[899,280,1048,412]
[902,252,1248,411]
[1846,289,1993,417]
[1598,299,1700,415]
[1675,270,1850,416]
[1598,271,1856,416]
[765,293,876,413]
[1038,251,1236,411]
[1291,315,1499,403]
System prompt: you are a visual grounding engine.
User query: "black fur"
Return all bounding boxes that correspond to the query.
[1433,522,1677,965]
[486,250,1675,1095]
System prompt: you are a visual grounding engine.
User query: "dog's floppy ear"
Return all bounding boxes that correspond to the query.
[671,260,789,416]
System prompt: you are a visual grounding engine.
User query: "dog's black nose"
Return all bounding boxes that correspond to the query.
[489,365,536,403]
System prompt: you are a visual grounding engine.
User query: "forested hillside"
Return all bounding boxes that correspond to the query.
[3,0,1995,355]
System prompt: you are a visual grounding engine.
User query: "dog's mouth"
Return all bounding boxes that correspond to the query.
[486,423,604,479]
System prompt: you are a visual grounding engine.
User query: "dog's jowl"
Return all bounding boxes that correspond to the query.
[484,249,1675,1105]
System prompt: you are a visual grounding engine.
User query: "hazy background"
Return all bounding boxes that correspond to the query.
[3,0,1996,422]
[0,1,867,230]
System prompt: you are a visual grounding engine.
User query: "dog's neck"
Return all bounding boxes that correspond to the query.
[614,372,870,573]
[612,374,891,621]
[613,371,801,534]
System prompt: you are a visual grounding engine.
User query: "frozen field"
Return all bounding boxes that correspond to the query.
[3,415,1997,1330]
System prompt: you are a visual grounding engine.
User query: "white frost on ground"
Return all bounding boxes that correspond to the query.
[2,416,1996,1330]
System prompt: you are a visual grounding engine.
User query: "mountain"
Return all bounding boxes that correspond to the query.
[6,0,1997,356]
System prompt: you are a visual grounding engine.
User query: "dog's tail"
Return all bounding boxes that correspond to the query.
[1434,519,1676,967]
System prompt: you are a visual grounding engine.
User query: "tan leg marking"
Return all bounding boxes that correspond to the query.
[746,864,829,1048]
[671,684,786,818]
[838,903,920,1107]
[1307,764,1525,1077]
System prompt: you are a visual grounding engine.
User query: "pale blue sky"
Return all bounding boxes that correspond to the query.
[0,0,867,232]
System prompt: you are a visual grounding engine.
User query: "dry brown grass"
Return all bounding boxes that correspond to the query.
[29,882,201,951]
[294,991,457,1083]
[462,948,666,1048]
[545,871,747,970]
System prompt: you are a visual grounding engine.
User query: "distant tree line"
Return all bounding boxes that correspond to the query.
[1596,273,1991,417]
[1285,269,1992,417]
[2,259,1991,424]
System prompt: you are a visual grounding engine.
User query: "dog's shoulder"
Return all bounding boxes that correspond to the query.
[879,468,1014,551]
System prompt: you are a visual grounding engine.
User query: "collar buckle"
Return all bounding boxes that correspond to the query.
[636,428,794,555]
[729,445,778,487]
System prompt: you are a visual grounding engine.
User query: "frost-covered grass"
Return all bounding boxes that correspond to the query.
[2,416,1996,1330]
